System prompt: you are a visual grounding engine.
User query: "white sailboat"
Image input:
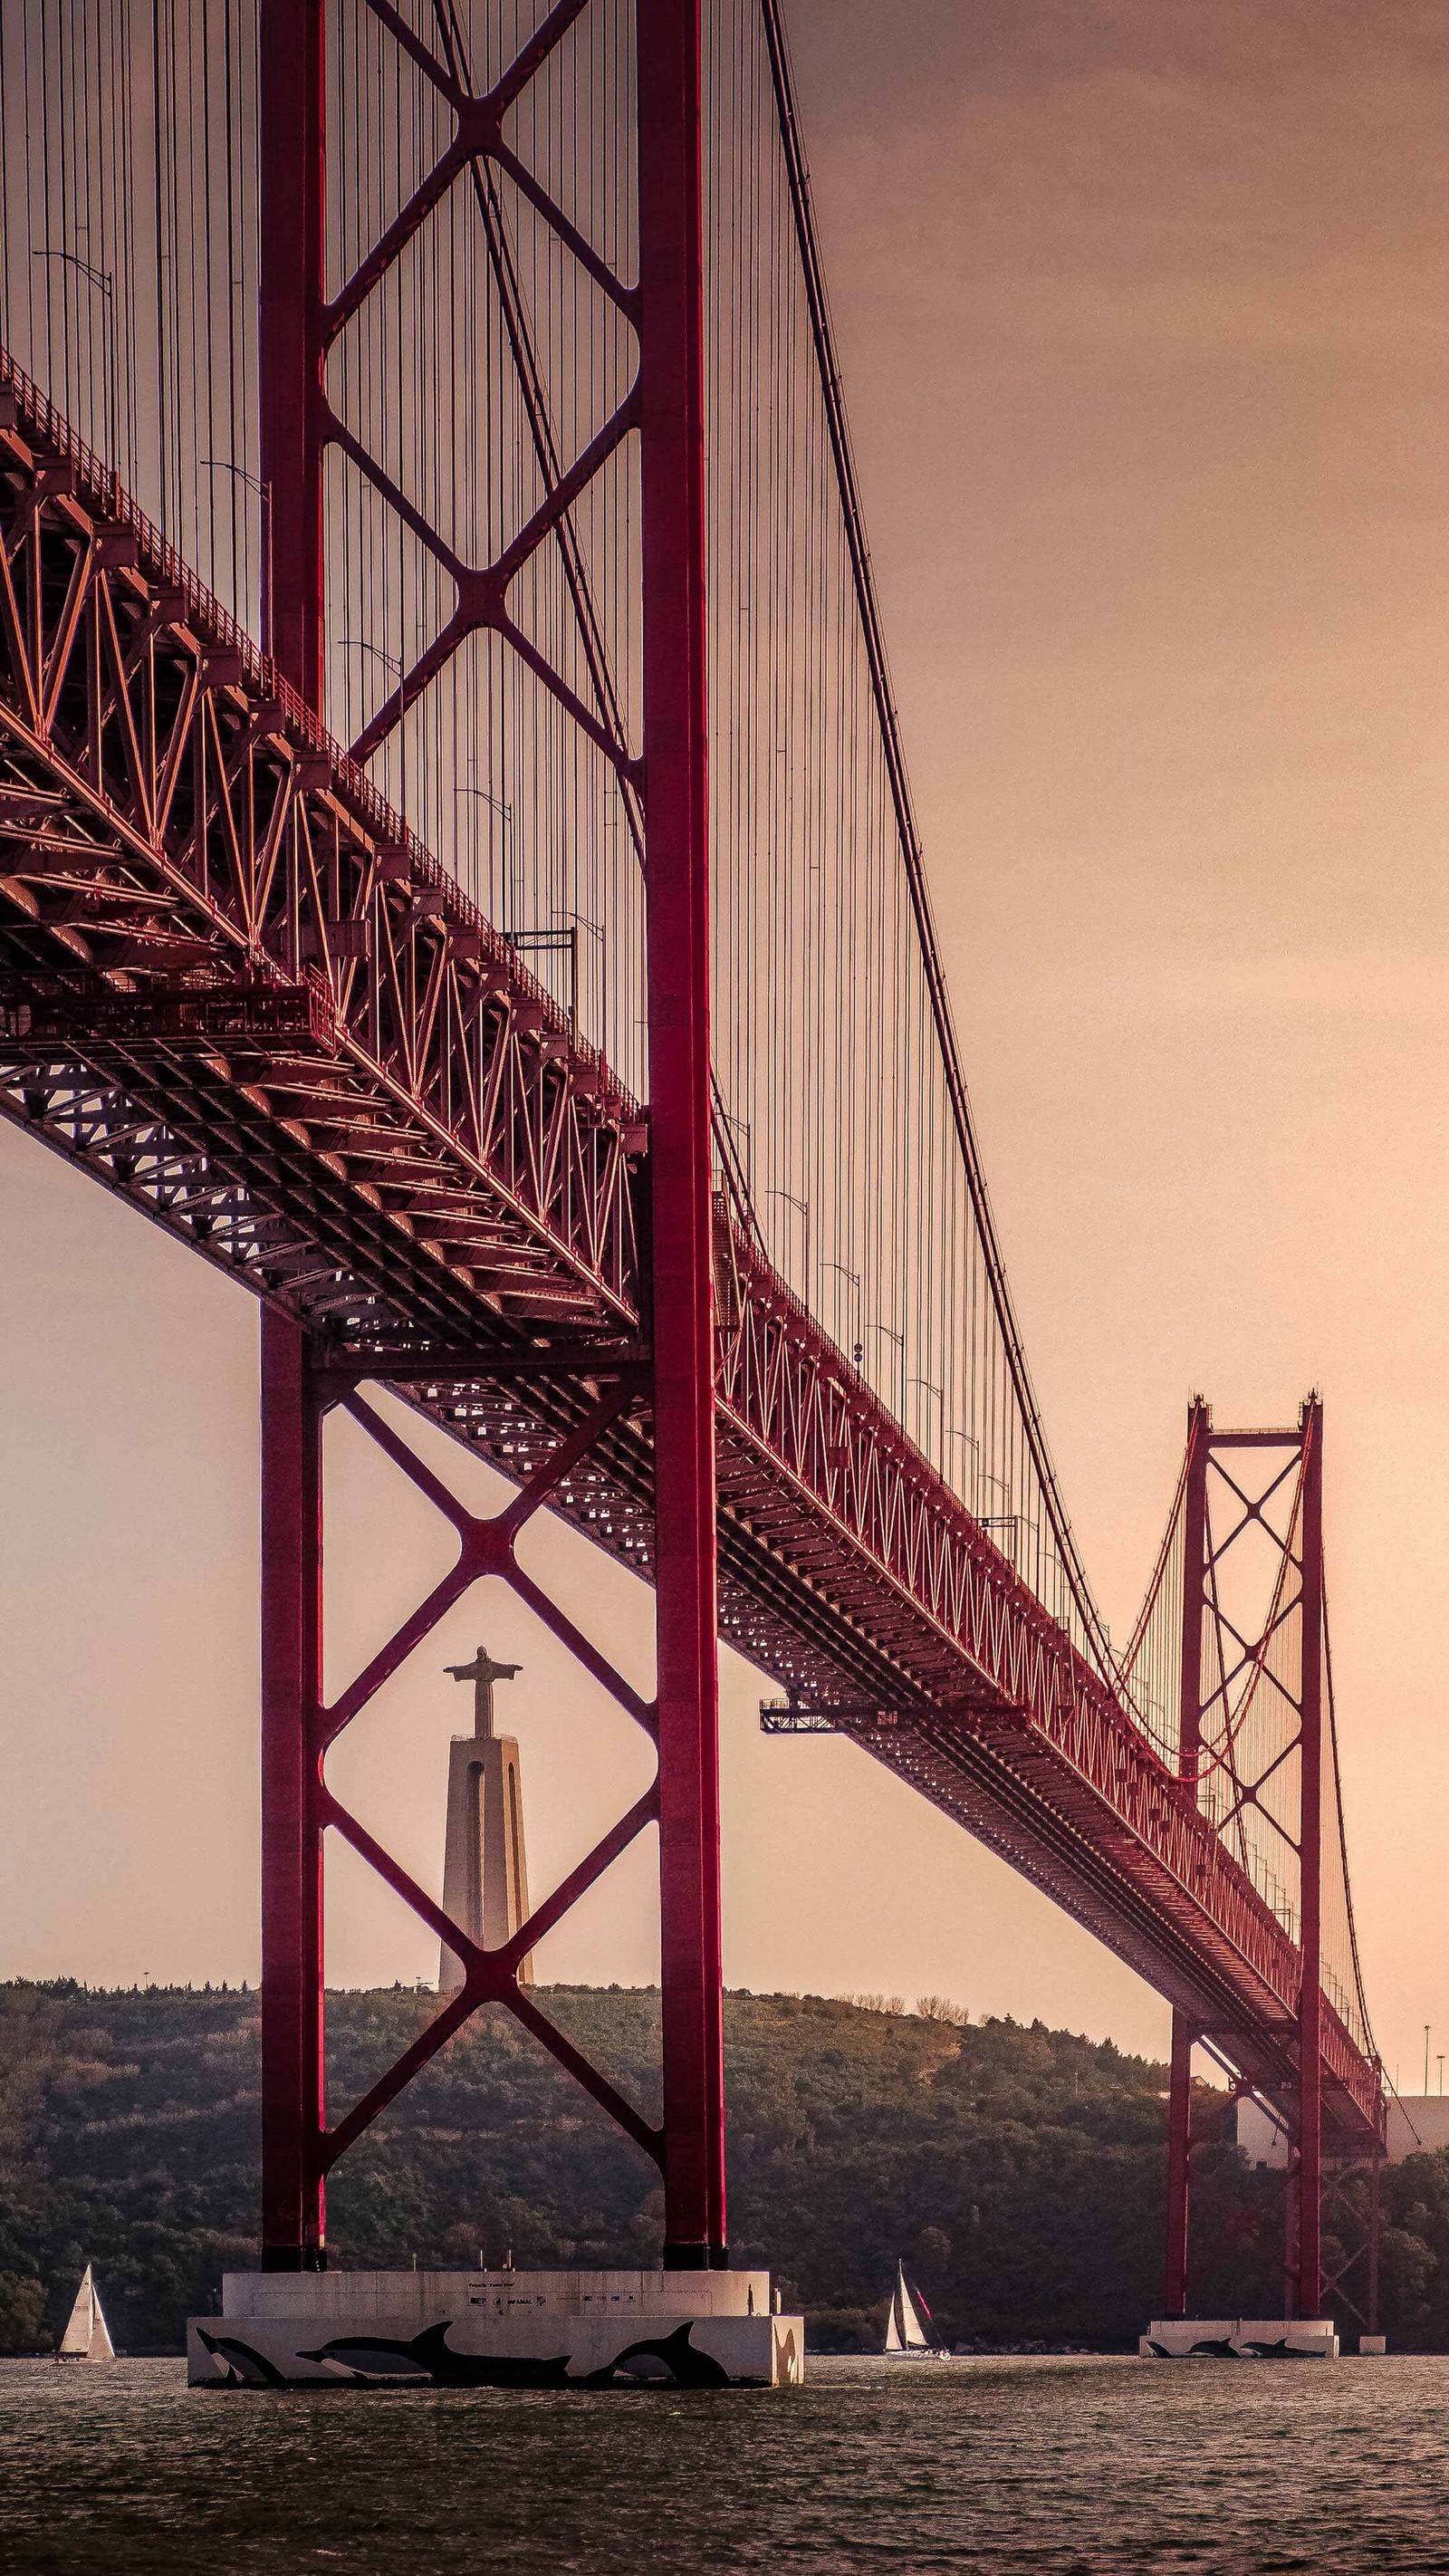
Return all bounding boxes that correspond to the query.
[882,2260,949,2359]
[56,2264,115,2363]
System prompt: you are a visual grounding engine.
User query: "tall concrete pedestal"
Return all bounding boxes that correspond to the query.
[189,2269,803,2389]
[1141,2317,1339,2359]
[439,1645,531,1993]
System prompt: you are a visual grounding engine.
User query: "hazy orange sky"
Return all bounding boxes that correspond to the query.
[5,0,1449,2092]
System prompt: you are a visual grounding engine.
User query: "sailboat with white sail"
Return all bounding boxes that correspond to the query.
[55,2264,115,2363]
[882,2260,950,2359]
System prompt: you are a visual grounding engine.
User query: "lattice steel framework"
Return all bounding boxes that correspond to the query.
[250,0,724,2268]
[1130,1399,1383,2322]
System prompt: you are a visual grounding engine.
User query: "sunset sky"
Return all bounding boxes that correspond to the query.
[5,0,1449,2094]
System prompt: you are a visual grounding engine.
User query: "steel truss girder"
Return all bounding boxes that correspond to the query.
[0,358,640,1332]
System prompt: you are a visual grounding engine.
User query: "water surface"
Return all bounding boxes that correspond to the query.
[1,2352,1444,2571]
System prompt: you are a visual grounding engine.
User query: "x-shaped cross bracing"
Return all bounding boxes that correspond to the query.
[322,0,643,795]
[313,1370,665,2177]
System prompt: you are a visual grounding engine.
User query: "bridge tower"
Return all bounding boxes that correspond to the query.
[1164,1398,1334,2330]
[254,0,725,2278]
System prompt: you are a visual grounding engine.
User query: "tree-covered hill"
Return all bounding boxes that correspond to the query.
[0,1980,1440,2354]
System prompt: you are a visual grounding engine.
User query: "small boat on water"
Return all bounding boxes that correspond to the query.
[883,2261,950,2359]
[56,2264,115,2363]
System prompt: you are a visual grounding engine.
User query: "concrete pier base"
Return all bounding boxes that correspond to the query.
[1140,2317,1339,2359]
[188,2268,803,2389]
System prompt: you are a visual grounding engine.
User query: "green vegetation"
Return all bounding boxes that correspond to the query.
[0,1979,1438,2353]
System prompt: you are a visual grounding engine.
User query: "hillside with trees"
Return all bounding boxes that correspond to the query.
[0,1980,1435,2353]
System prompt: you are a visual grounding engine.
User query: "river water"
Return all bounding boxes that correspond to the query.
[1,2352,1444,2571]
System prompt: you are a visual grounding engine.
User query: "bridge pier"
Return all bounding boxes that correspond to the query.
[190,2268,801,2389]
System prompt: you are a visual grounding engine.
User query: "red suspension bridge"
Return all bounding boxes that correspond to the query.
[0,0,1384,2329]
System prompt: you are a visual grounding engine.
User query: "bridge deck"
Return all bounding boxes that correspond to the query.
[0,350,1377,2146]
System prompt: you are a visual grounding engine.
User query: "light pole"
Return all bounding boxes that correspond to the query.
[34,249,118,467]
[942,1423,979,1503]
[909,1375,945,1464]
[456,784,513,918]
[557,908,604,1042]
[341,639,407,824]
[200,459,275,657]
[717,1109,752,1196]
[764,1188,811,1309]
[863,1321,906,1417]
[823,1259,861,1362]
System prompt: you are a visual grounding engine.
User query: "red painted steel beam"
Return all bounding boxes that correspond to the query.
[257,0,326,2272]
[637,0,726,2268]
[259,1308,325,2268]
[259,0,325,706]
[1165,1401,1209,2313]
[1297,1399,1325,2316]
[1177,1403,1210,1802]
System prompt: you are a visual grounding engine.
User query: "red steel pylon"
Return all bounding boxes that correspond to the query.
[1163,1398,1327,2321]
[256,0,725,2271]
